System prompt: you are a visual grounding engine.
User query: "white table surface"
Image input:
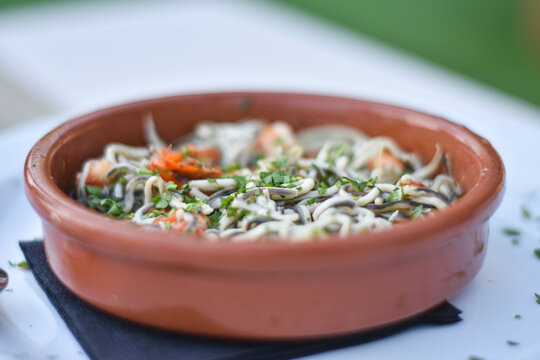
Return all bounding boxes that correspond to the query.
[1,1,540,359]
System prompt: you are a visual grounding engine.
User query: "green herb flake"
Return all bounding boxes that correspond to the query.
[180,146,192,157]
[86,185,103,197]
[207,211,222,227]
[207,178,217,184]
[328,144,348,162]
[259,170,296,187]
[411,205,424,218]
[185,200,204,214]
[8,260,29,270]
[511,238,519,246]
[467,356,485,360]
[141,210,166,219]
[502,228,521,237]
[153,193,172,209]
[521,206,532,219]
[234,209,250,221]
[137,168,158,176]
[534,248,540,259]
[224,163,242,173]
[106,203,124,217]
[166,182,178,190]
[387,187,400,202]
[307,197,317,205]
[507,340,519,346]
[271,154,288,169]
[164,222,171,229]
[220,195,235,209]
[535,293,540,305]
[514,314,521,319]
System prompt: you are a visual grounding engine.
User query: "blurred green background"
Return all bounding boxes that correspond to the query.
[276,0,540,107]
[1,0,539,107]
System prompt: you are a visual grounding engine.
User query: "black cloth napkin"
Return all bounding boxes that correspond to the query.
[20,240,462,360]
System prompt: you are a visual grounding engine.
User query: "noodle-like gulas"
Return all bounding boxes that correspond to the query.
[74,117,462,241]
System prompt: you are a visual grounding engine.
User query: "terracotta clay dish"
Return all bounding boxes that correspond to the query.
[24,92,505,340]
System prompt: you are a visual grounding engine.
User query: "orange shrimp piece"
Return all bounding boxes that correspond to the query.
[148,147,222,186]
[85,159,111,186]
[368,150,404,170]
[185,144,221,164]
[254,122,295,157]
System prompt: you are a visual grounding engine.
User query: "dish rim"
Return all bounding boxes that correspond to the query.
[24,92,505,271]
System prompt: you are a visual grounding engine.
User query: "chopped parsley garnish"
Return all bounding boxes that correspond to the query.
[207,178,217,184]
[387,188,401,202]
[327,144,348,163]
[137,168,158,176]
[234,209,250,221]
[223,163,242,173]
[511,238,519,246]
[220,195,235,209]
[271,154,288,169]
[166,182,178,190]
[502,228,521,236]
[260,170,295,186]
[307,197,317,205]
[105,201,124,217]
[8,260,29,270]
[141,209,166,219]
[86,185,102,197]
[318,183,328,195]
[507,340,519,346]
[411,205,424,218]
[338,176,377,193]
[180,146,192,157]
[185,199,204,213]
[207,211,222,227]
[535,293,540,305]
[152,193,172,209]
[86,186,128,218]
[521,206,532,219]
[229,175,250,190]
[534,248,540,259]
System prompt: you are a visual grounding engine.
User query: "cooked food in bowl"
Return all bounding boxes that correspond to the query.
[75,116,462,241]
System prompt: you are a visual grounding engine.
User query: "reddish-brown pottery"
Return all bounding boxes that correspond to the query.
[24,92,505,339]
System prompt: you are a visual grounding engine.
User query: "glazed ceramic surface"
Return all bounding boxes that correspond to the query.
[24,92,505,339]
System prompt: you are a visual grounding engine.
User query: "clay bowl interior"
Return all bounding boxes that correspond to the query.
[24,92,505,340]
